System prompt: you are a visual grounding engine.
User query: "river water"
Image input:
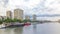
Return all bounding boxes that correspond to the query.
[0,23,60,34]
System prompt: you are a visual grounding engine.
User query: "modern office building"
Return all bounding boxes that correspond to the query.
[6,11,12,18]
[14,9,23,20]
[33,14,36,21]
[25,15,30,20]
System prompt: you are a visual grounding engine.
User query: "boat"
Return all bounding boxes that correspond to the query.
[8,23,24,28]
[0,24,6,29]
[0,23,24,29]
[24,22,31,26]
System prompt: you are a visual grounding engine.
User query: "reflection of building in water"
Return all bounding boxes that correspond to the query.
[0,29,14,34]
[33,24,36,28]
[33,24,37,34]
[14,27,23,34]
[0,28,23,34]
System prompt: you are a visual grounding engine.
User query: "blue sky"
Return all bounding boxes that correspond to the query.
[0,0,60,20]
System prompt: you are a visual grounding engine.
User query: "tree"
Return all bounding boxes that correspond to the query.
[12,18,22,23]
[0,19,3,24]
[4,18,13,23]
[2,18,22,23]
[23,19,31,23]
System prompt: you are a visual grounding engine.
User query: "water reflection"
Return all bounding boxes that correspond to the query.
[0,23,60,34]
[0,27,23,34]
[33,24,37,34]
[0,28,15,34]
[14,27,23,34]
[22,25,33,34]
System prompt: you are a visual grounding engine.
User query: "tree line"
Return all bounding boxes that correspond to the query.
[0,18,31,24]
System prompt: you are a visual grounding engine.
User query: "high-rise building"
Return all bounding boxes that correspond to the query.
[33,15,36,21]
[25,15,30,20]
[6,11,12,18]
[14,9,23,20]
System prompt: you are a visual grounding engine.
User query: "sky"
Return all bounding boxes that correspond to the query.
[0,0,60,20]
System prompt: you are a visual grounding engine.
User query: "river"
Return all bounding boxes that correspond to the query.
[0,22,60,34]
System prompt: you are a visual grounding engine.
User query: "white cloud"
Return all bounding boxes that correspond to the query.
[7,0,41,9]
[0,0,59,14]
[0,5,6,16]
[44,0,60,14]
[0,0,60,20]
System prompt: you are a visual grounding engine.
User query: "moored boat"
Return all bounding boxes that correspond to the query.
[24,22,31,26]
[0,23,24,29]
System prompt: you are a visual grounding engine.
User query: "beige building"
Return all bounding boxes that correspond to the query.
[6,11,12,18]
[33,15,36,21]
[14,9,23,20]
[25,15,30,20]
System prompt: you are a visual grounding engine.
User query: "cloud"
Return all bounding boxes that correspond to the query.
[0,0,9,16]
[24,0,30,2]
[30,0,60,15]
[0,0,60,17]
[7,0,41,9]
[0,0,8,7]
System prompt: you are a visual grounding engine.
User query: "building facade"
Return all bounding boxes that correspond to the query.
[14,9,23,20]
[33,15,36,21]
[6,11,12,18]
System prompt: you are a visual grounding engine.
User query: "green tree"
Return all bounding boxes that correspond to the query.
[12,18,22,23]
[0,19,3,24]
[23,19,31,23]
[4,18,12,23]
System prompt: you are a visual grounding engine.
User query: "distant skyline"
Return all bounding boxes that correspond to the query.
[0,0,60,17]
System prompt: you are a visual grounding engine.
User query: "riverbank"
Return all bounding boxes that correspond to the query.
[0,22,31,29]
[0,22,24,28]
